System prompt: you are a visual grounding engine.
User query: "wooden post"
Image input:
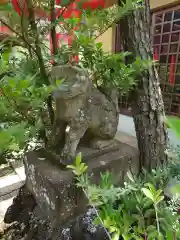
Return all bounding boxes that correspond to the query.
[105,0,117,8]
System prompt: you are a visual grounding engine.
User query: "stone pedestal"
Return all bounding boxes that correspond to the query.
[24,140,139,228]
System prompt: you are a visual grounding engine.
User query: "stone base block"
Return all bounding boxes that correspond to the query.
[24,140,139,227]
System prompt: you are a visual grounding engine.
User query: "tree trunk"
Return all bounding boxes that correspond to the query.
[120,0,167,171]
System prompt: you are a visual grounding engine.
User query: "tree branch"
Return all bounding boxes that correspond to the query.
[50,0,58,61]
[26,0,48,81]
[95,3,140,40]
[0,18,37,54]
[26,0,54,124]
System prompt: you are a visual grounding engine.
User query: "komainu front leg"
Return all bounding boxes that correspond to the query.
[61,123,88,165]
[47,119,66,148]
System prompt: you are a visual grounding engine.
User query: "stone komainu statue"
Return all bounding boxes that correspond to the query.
[49,65,119,163]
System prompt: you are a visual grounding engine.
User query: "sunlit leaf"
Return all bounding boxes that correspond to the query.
[142,188,154,201]
[75,152,82,166]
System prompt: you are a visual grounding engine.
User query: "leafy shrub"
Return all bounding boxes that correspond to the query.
[0,52,55,153]
[68,153,180,240]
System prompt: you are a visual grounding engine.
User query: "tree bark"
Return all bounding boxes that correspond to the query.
[120,0,167,171]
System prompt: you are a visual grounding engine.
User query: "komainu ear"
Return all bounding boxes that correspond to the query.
[51,65,91,99]
[51,65,86,80]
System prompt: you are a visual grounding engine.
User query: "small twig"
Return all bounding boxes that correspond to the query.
[0,72,34,123]
[49,0,75,31]
[95,23,114,40]
[154,205,160,234]
[26,0,54,124]
[95,4,140,40]
[20,9,33,57]
[58,0,75,19]
[50,0,58,61]
[26,0,48,83]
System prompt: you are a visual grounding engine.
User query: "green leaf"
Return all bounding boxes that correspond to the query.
[19,79,29,89]
[55,79,63,87]
[72,169,80,176]
[66,165,76,170]
[0,3,13,11]
[157,232,163,240]
[166,231,174,240]
[75,152,82,166]
[147,183,156,195]
[112,232,120,240]
[96,42,103,49]
[109,226,117,233]
[142,188,154,201]
[154,195,164,205]
[147,225,157,232]
[80,164,88,173]
[155,189,163,198]
[8,79,16,87]
[103,218,111,228]
[143,199,153,209]
[58,0,71,7]
[144,209,155,218]
[8,142,19,151]
[147,225,158,240]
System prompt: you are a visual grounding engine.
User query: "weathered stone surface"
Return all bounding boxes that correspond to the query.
[1,185,36,239]
[0,140,139,239]
[1,195,108,240]
[4,185,36,224]
[49,65,119,164]
[24,140,139,227]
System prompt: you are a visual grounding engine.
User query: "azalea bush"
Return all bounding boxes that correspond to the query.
[0,50,55,153]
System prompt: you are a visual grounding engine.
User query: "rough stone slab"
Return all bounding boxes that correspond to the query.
[0,164,14,178]
[13,166,26,181]
[0,174,24,197]
[0,188,19,202]
[24,140,139,227]
[115,131,137,149]
[9,158,24,171]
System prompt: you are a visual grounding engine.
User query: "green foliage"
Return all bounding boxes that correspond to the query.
[54,13,152,93]
[166,116,180,139]
[79,41,149,92]
[67,152,88,176]
[0,53,55,153]
[0,2,13,12]
[142,183,164,205]
[68,153,180,240]
[0,0,146,157]
[44,0,149,93]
